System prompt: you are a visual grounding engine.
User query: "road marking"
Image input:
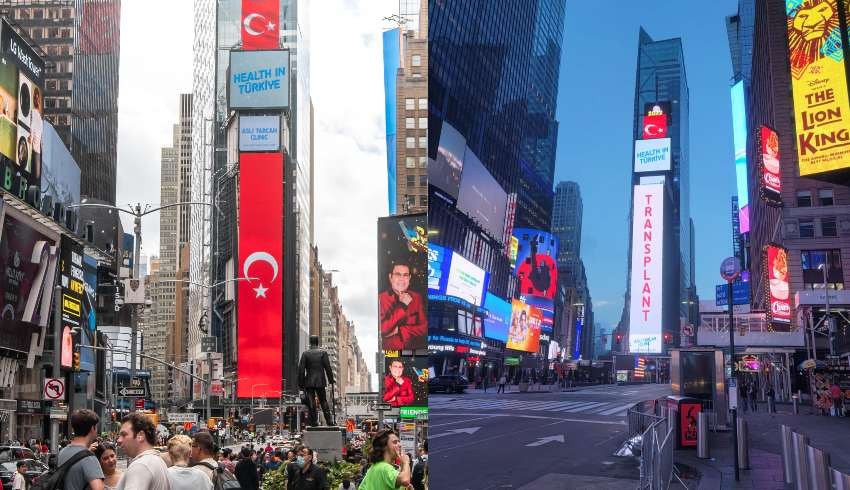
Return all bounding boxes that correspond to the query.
[599,403,636,416]
[432,412,627,425]
[526,435,565,447]
[570,402,610,413]
[429,427,481,439]
[430,415,501,428]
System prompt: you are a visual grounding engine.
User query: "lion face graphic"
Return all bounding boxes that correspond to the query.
[787,0,842,79]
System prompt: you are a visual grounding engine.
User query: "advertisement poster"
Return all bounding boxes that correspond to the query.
[634,138,671,172]
[483,292,511,342]
[786,0,850,176]
[59,236,84,368]
[456,148,508,241]
[642,102,670,139]
[40,122,80,224]
[229,50,290,110]
[514,228,558,301]
[757,125,781,205]
[731,81,750,234]
[680,402,701,448]
[629,183,664,354]
[430,121,465,200]
[764,244,791,328]
[378,214,427,351]
[445,251,488,307]
[239,115,280,152]
[241,0,280,50]
[427,243,451,295]
[506,299,541,353]
[236,152,283,398]
[382,356,428,408]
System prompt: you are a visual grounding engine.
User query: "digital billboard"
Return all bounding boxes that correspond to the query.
[629,183,664,354]
[40,121,80,225]
[757,125,781,206]
[483,293,511,342]
[634,138,671,172]
[382,356,428,408]
[229,50,290,110]
[456,148,508,241]
[430,121,465,200]
[764,244,791,328]
[58,236,84,368]
[445,252,488,307]
[237,152,283,398]
[506,299,541,353]
[241,0,280,50]
[786,0,850,176]
[514,229,558,300]
[642,102,670,139]
[427,243,451,295]
[239,115,280,152]
[378,214,427,351]
[730,81,750,234]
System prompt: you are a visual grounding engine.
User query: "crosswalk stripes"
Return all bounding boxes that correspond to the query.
[429,398,632,417]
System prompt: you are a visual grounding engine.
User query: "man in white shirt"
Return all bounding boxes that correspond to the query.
[190,431,218,483]
[12,461,27,490]
[116,413,170,490]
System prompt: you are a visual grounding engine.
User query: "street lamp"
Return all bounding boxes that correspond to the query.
[251,383,268,423]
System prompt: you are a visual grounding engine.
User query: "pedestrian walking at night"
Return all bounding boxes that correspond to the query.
[483,375,490,393]
[766,386,776,414]
[748,383,758,412]
[497,374,507,394]
[739,382,748,413]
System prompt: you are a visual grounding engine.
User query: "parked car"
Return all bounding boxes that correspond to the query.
[0,459,48,490]
[0,447,35,463]
[428,375,469,394]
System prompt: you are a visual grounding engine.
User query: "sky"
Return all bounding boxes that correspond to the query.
[116,0,396,387]
[553,0,740,331]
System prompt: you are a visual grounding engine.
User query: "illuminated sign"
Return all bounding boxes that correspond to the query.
[757,125,781,206]
[228,50,290,110]
[731,81,750,233]
[445,252,488,307]
[506,299,541,353]
[514,229,558,300]
[62,294,81,317]
[634,138,671,172]
[483,293,511,342]
[629,183,664,354]
[427,244,451,294]
[239,115,280,152]
[642,102,670,139]
[786,0,850,176]
[764,244,791,327]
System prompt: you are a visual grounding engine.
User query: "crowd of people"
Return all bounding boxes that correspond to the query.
[11,409,428,490]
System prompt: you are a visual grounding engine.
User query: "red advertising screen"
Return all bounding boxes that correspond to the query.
[642,102,670,139]
[237,152,283,398]
[241,0,279,50]
[765,244,791,327]
[758,125,781,205]
[680,402,701,448]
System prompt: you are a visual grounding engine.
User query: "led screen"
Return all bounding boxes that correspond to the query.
[445,252,488,307]
[383,356,428,408]
[634,138,671,172]
[764,244,791,328]
[629,183,664,354]
[229,49,290,110]
[456,148,508,241]
[427,243,451,294]
[731,81,750,233]
[757,125,781,206]
[514,229,558,300]
[430,121,465,200]
[506,299,541,353]
[483,293,511,342]
[642,102,670,139]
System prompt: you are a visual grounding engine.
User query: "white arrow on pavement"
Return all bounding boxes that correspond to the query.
[429,427,481,439]
[526,435,565,447]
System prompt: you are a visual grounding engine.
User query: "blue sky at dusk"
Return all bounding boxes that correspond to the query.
[553,0,739,330]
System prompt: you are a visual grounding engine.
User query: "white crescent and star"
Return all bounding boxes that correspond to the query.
[243,251,279,298]
[644,124,664,137]
[243,13,276,37]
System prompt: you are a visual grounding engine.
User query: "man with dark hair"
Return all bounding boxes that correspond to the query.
[379,261,426,350]
[190,431,218,482]
[57,409,104,490]
[289,446,329,490]
[234,447,259,490]
[116,413,169,489]
[12,461,27,490]
[412,441,428,490]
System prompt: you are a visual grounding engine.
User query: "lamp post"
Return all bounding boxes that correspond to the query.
[251,383,267,424]
[818,263,835,357]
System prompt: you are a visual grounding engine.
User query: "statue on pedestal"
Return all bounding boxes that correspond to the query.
[297,335,335,427]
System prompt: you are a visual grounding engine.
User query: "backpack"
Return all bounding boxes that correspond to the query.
[194,461,241,490]
[31,449,95,490]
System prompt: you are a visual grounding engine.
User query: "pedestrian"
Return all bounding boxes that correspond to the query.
[766,386,776,414]
[497,374,507,394]
[219,448,235,473]
[411,441,427,490]
[235,447,260,490]
[739,382,748,413]
[166,435,213,490]
[830,382,843,416]
[57,409,105,490]
[115,413,170,490]
[749,383,758,412]
[359,429,411,490]
[338,477,355,490]
[189,431,219,483]
[12,461,27,490]
[93,441,123,490]
[288,446,329,490]
[483,375,490,393]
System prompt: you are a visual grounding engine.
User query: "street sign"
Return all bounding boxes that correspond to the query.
[49,408,67,420]
[43,378,65,401]
[372,403,392,411]
[201,336,218,353]
[134,398,145,409]
[400,406,428,419]
[728,378,738,410]
[720,257,742,282]
[167,413,199,424]
[118,387,146,397]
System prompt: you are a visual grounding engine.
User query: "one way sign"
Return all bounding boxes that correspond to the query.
[118,387,146,397]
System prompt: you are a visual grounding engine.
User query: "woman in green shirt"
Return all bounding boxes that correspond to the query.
[359,430,412,490]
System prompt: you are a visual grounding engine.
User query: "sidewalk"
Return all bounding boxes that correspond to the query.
[460,382,614,395]
[676,403,850,489]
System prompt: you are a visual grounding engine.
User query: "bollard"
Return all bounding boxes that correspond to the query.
[792,432,810,490]
[793,394,799,415]
[697,412,710,459]
[832,468,850,490]
[781,425,795,484]
[737,417,750,469]
[806,445,830,490]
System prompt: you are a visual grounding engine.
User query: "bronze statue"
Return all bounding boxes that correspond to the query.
[297,335,335,427]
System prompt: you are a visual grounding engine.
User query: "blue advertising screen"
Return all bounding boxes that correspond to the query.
[428,244,452,294]
[483,293,512,342]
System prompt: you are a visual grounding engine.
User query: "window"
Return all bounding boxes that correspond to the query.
[420,195,428,207]
[799,219,815,238]
[411,54,421,67]
[405,117,415,129]
[406,175,415,187]
[419,175,427,186]
[822,217,837,237]
[418,98,427,110]
[405,98,414,110]
[419,157,427,168]
[405,157,416,169]
[457,310,474,335]
[797,191,812,207]
[801,250,844,289]
[418,118,428,129]
[819,189,834,206]
[418,136,427,148]
[405,137,415,149]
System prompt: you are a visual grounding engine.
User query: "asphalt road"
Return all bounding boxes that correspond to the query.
[429,383,673,490]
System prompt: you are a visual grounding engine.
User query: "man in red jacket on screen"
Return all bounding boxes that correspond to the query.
[384,359,415,407]
[379,261,426,350]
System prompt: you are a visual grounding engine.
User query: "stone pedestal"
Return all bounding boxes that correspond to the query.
[303,426,346,462]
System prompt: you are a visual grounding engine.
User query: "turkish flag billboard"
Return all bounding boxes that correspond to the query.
[237,152,283,398]
[241,0,279,50]
[642,102,671,139]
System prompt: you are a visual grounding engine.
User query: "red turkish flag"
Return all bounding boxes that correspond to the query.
[237,152,283,398]
[642,114,668,139]
[241,0,279,50]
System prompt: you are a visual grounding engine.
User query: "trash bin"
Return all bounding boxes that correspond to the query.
[697,412,710,459]
[664,396,702,449]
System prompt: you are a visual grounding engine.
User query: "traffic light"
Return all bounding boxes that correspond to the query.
[663,332,673,344]
[73,352,80,372]
[615,333,623,345]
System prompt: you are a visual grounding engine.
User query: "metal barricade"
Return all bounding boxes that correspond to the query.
[832,468,850,490]
[806,445,830,490]
[792,431,811,490]
[781,425,795,484]
[782,425,850,490]
[638,416,674,490]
